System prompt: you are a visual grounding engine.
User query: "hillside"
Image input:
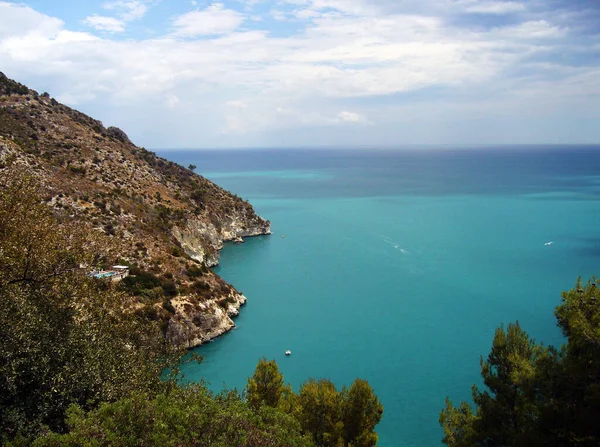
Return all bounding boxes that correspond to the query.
[0,72,271,348]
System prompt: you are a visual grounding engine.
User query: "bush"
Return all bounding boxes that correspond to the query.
[103,223,115,236]
[193,280,210,291]
[119,269,162,298]
[33,386,313,447]
[161,279,178,297]
[187,264,204,278]
[68,164,86,175]
[162,298,176,314]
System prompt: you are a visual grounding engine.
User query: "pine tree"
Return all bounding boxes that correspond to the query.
[341,379,383,447]
[440,278,600,447]
[297,379,343,447]
[246,357,285,409]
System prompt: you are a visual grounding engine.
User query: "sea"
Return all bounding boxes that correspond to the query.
[158,146,600,447]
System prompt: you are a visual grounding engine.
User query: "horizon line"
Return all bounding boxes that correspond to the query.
[151,144,600,151]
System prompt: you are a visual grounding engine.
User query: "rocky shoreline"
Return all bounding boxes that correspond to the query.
[173,213,271,267]
[166,290,248,349]
[168,219,271,349]
[0,71,273,352]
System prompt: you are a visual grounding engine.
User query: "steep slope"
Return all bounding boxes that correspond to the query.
[0,72,270,348]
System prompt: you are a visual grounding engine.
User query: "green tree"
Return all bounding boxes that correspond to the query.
[188,164,197,171]
[341,379,383,447]
[0,166,176,442]
[247,359,384,447]
[246,357,285,409]
[476,323,548,445]
[440,278,600,447]
[439,398,477,447]
[34,385,314,447]
[550,277,600,445]
[297,379,344,447]
[440,323,549,447]
[279,382,299,415]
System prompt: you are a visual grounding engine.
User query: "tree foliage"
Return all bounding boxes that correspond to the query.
[34,385,313,447]
[246,360,383,447]
[0,72,29,95]
[440,277,600,447]
[0,166,177,442]
[297,378,344,447]
[35,358,384,447]
[247,357,285,409]
[341,379,383,447]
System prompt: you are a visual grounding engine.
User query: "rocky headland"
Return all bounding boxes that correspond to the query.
[0,72,270,349]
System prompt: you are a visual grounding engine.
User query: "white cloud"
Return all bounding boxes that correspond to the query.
[293,0,380,17]
[295,8,321,20]
[82,0,148,33]
[337,111,367,123]
[0,2,63,38]
[166,94,180,109]
[270,9,291,22]
[172,4,246,37]
[103,1,148,22]
[237,0,266,7]
[463,1,526,14]
[82,15,126,33]
[0,1,597,146]
[495,20,567,39]
[224,100,259,133]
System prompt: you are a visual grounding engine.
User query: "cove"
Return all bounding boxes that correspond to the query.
[168,147,600,446]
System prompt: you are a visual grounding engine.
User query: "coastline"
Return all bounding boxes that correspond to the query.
[167,230,271,349]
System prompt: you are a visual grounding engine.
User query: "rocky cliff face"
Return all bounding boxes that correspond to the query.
[0,72,270,349]
[166,291,247,349]
[173,213,271,267]
[166,214,270,349]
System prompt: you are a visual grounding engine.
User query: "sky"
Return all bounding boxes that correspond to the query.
[0,0,599,148]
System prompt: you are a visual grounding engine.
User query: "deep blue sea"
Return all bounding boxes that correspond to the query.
[158,146,600,447]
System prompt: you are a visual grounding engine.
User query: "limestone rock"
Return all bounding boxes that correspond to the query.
[173,212,271,267]
[166,292,247,349]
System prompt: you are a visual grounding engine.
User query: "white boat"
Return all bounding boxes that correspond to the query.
[285,350,291,356]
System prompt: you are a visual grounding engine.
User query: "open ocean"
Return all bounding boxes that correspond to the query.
[158,146,600,447]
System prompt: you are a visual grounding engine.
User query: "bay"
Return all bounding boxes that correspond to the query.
[158,146,600,447]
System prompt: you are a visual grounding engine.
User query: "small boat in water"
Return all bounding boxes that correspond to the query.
[285,350,291,356]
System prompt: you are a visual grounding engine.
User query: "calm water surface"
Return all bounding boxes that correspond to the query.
[158,146,600,447]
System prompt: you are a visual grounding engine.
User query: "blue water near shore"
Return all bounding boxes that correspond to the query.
[158,146,600,447]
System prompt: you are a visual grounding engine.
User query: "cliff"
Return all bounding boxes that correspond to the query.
[0,72,270,349]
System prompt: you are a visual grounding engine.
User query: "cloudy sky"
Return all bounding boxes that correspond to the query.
[0,0,599,148]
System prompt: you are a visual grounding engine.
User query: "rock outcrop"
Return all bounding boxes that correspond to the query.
[173,213,271,267]
[0,72,271,349]
[167,291,247,348]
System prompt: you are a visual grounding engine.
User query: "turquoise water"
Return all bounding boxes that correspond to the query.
[159,147,600,447]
